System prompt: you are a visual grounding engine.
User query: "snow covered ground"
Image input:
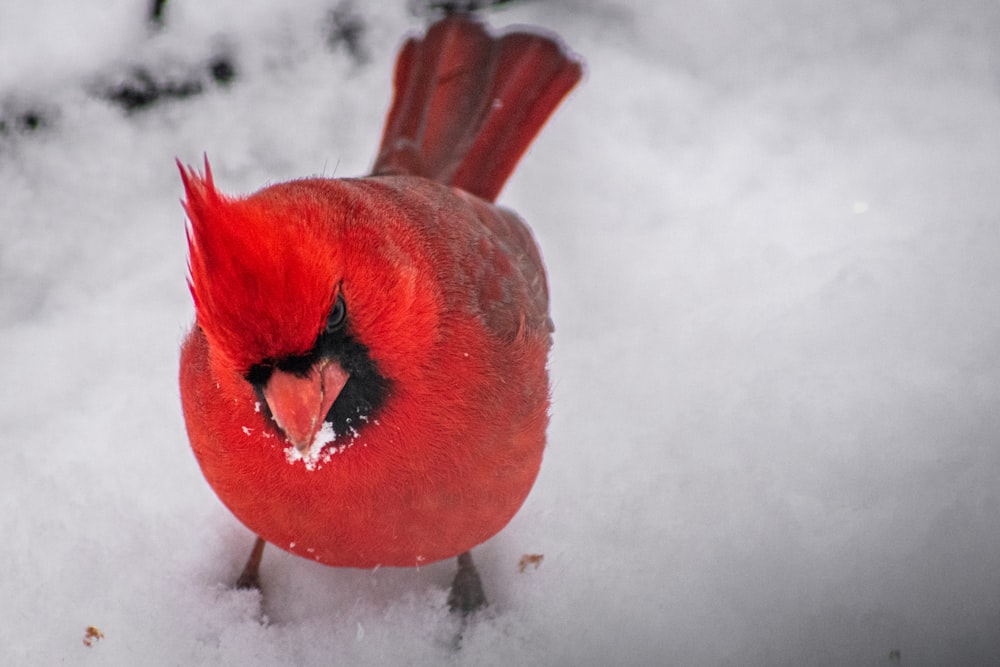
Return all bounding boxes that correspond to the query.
[2,1,999,665]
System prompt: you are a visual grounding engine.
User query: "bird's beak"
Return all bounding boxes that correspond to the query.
[262,360,350,454]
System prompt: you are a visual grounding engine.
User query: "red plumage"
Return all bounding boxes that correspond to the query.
[178,13,581,599]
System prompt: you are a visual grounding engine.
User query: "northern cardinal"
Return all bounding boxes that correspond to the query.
[178,12,581,613]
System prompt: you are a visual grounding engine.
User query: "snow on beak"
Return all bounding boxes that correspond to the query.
[262,359,350,453]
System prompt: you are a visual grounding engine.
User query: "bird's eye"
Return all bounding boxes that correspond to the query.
[324,294,347,334]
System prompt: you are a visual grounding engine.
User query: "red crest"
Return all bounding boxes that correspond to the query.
[179,157,341,372]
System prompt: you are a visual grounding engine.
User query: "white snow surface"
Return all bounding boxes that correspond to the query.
[2,1,1000,665]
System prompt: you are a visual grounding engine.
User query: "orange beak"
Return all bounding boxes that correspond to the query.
[262,360,350,453]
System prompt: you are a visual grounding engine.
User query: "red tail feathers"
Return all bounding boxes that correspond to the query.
[372,14,582,202]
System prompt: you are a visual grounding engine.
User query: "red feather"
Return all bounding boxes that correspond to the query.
[373,14,582,201]
[179,14,581,575]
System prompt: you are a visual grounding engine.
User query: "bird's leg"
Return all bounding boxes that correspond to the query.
[447,551,488,614]
[235,536,266,590]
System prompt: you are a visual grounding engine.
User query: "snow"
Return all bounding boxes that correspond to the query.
[284,420,355,471]
[2,1,999,665]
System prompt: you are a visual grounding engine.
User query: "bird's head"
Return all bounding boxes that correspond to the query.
[179,159,434,456]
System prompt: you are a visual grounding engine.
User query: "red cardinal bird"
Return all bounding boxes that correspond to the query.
[178,13,581,613]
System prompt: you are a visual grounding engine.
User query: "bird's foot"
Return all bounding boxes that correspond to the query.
[447,551,488,615]
[235,536,266,591]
